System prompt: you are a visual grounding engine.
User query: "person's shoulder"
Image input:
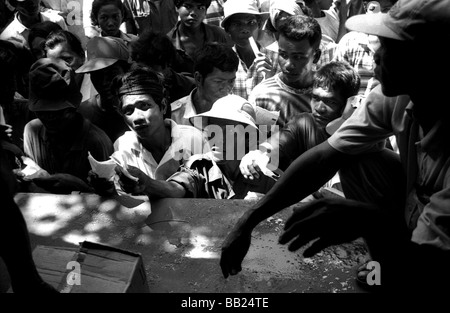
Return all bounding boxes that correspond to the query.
[203,22,228,40]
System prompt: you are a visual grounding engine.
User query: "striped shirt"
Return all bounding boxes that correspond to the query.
[248,73,312,128]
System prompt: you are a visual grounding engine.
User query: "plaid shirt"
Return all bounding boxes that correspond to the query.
[232,46,280,100]
[332,31,376,96]
[204,0,226,27]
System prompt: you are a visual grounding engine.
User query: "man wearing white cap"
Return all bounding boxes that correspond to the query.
[168,94,274,199]
[221,0,280,100]
[221,0,450,291]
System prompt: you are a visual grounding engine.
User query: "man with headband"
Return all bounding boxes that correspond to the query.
[110,67,209,199]
[221,0,450,292]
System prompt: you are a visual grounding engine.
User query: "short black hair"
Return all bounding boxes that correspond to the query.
[278,15,322,50]
[193,42,239,79]
[45,30,85,60]
[90,0,125,26]
[174,0,212,9]
[130,31,176,68]
[28,21,63,51]
[111,67,168,112]
[314,61,361,109]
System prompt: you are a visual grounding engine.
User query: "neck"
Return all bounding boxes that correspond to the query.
[192,89,212,114]
[180,23,202,37]
[140,122,171,162]
[279,72,314,90]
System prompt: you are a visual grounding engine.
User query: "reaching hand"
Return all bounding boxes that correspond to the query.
[115,165,149,195]
[220,225,252,279]
[239,150,269,180]
[279,198,379,257]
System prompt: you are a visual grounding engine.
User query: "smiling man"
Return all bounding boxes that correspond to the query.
[248,14,322,128]
[168,0,230,74]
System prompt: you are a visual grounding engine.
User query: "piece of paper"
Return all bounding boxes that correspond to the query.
[255,106,280,125]
[110,151,139,182]
[88,152,117,180]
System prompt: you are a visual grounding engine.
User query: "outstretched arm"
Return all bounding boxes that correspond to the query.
[220,140,349,278]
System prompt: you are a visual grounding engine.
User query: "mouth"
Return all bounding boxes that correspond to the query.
[313,114,327,125]
[134,124,148,132]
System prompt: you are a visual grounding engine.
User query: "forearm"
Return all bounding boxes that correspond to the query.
[240,141,346,230]
[143,179,187,199]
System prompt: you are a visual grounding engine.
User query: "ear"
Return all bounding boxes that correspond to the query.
[313,48,321,64]
[194,71,203,87]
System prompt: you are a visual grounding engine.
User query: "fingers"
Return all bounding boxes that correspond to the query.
[220,251,242,279]
[303,238,332,258]
[284,199,324,229]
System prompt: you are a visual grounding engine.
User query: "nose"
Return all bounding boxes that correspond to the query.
[315,101,327,113]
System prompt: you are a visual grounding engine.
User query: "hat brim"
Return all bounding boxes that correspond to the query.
[75,58,119,73]
[221,12,270,28]
[28,98,77,112]
[190,112,258,131]
[345,13,404,41]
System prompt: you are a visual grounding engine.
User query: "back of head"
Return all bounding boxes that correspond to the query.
[111,67,168,111]
[28,21,63,50]
[314,61,361,102]
[193,42,239,78]
[278,14,322,50]
[130,31,176,69]
[45,30,85,60]
[174,0,212,9]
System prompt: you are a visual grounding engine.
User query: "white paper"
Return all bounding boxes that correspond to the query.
[87,152,117,180]
[255,106,280,125]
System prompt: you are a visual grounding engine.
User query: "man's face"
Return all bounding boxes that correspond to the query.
[227,14,259,46]
[15,0,40,18]
[120,94,166,140]
[374,37,411,97]
[46,42,84,71]
[90,63,126,106]
[177,1,207,29]
[196,67,236,106]
[311,86,346,128]
[278,35,318,88]
[206,117,249,163]
[96,4,123,37]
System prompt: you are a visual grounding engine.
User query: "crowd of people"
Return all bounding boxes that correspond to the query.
[1,0,449,293]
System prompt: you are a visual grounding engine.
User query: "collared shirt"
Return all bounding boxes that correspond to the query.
[170,89,198,127]
[167,21,230,74]
[232,45,280,100]
[248,73,312,128]
[113,119,208,181]
[23,115,113,181]
[329,85,450,250]
[0,11,68,49]
[332,31,377,96]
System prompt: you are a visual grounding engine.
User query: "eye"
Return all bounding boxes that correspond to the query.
[122,106,135,116]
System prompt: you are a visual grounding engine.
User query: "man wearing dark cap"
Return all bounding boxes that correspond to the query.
[221,0,450,292]
[19,58,113,194]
